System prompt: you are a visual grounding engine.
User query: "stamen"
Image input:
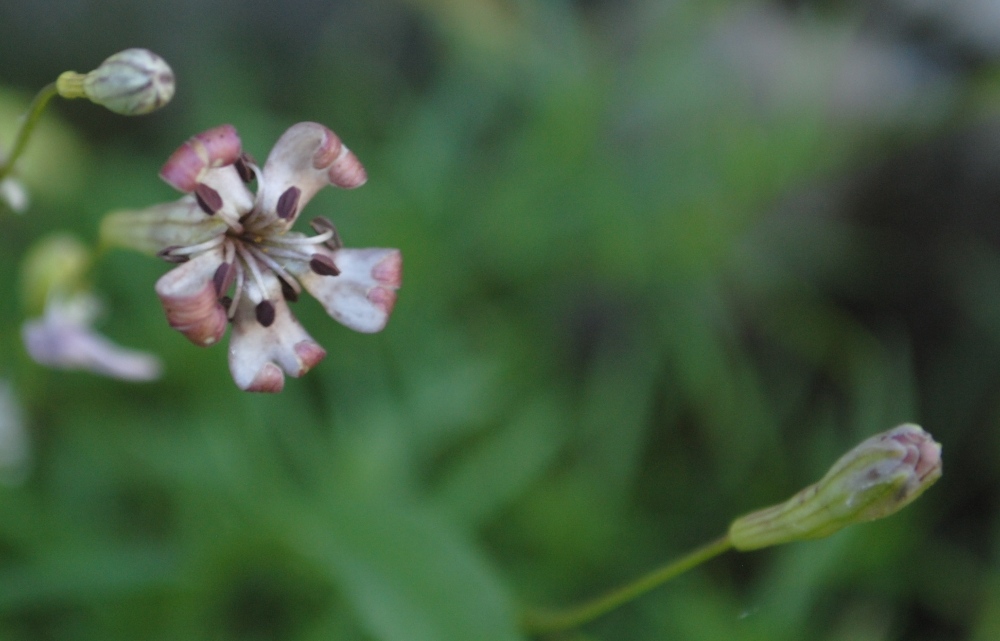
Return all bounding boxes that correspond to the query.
[310,217,344,249]
[244,244,302,296]
[194,183,224,215]
[223,238,236,265]
[261,230,333,247]
[213,262,235,295]
[276,186,301,220]
[255,301,276,327]
[167,234,226,256]
[235,243,272,307]
[310,254,340,276]
[249,244,314,262]
[218,212,244,234]
[280,278,299,302]
[157,246,190,263]
[233,152,257,183]
[228,264,245,319]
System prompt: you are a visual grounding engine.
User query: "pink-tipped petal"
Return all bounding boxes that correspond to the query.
[245,363,284,393]
[371,248,402,287]
[154,249,228,347]
[160,124,242,192]
[256,122,366,229]
[294,340,327,375]
[227,273,327,392]
[327,144,367,189]
[295,248,402,334]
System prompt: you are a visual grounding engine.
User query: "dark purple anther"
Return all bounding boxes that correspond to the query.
[194,183,223,215]
[234,153,256,183]
[309,254,340,276]
[279,279,299,302]
[276,186,301,220]
[157,246,190,263]
[310,216,344,249]
[212,262,235,295]
[255,300,276,327]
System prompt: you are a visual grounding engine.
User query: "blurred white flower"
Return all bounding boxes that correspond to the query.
[22,294,162,382]
[712,6,954,124]
[0,380,29,485]
[0,175,28,213]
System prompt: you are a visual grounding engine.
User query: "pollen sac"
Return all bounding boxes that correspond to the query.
[255,301,276,327]
[279,279,299,303]
[276,186,301,220]
[310,217,343,249]
[212,262,235,296]
[309,254,340,276]
[234,153,257,183]
[156,246,189,263]
[194,183,224,215]
[82,49,175,115]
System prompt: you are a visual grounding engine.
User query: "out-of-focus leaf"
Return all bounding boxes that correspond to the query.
[433,394,569,526]
[296,497,525,641]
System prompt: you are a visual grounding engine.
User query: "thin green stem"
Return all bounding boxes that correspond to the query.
[520,534,733,637]
[0,82,59,183]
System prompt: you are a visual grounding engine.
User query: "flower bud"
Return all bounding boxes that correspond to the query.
[729,424,942,551]
[20,234,91,316]
[57,49,174,115]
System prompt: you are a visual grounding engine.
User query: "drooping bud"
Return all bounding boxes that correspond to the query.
[56,48,175,115]
[729,424,942,551]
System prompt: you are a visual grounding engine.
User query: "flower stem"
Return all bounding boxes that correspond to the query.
[0,82,59,183]
[520,534,733,636]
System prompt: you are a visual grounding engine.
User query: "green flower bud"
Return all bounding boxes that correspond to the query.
[729,424,942,551]
[20,234,92,316]
[56,48,174,115]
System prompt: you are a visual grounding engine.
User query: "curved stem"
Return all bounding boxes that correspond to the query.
[0,82,59,183]
[520,534,733,637]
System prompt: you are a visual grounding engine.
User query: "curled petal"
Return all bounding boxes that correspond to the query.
[160,124,243,192]
[256,122,366,230]
[22,316,162,382]
[154,249,228,346]
[295,247,401,333]
[228,273,326,392]
[101,198,227,255]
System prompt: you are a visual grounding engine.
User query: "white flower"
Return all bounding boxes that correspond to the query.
[102,122,401,392]
[0,380,29,485]
[22,293,163,382]
[0,175,28,213]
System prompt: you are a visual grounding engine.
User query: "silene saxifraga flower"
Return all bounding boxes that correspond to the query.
[103,123,401,392]
[729,423,942,550]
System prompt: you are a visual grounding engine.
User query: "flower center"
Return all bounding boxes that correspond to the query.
[211,219,341,327]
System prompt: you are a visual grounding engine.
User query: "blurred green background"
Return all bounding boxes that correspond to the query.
[0,0,996,639]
